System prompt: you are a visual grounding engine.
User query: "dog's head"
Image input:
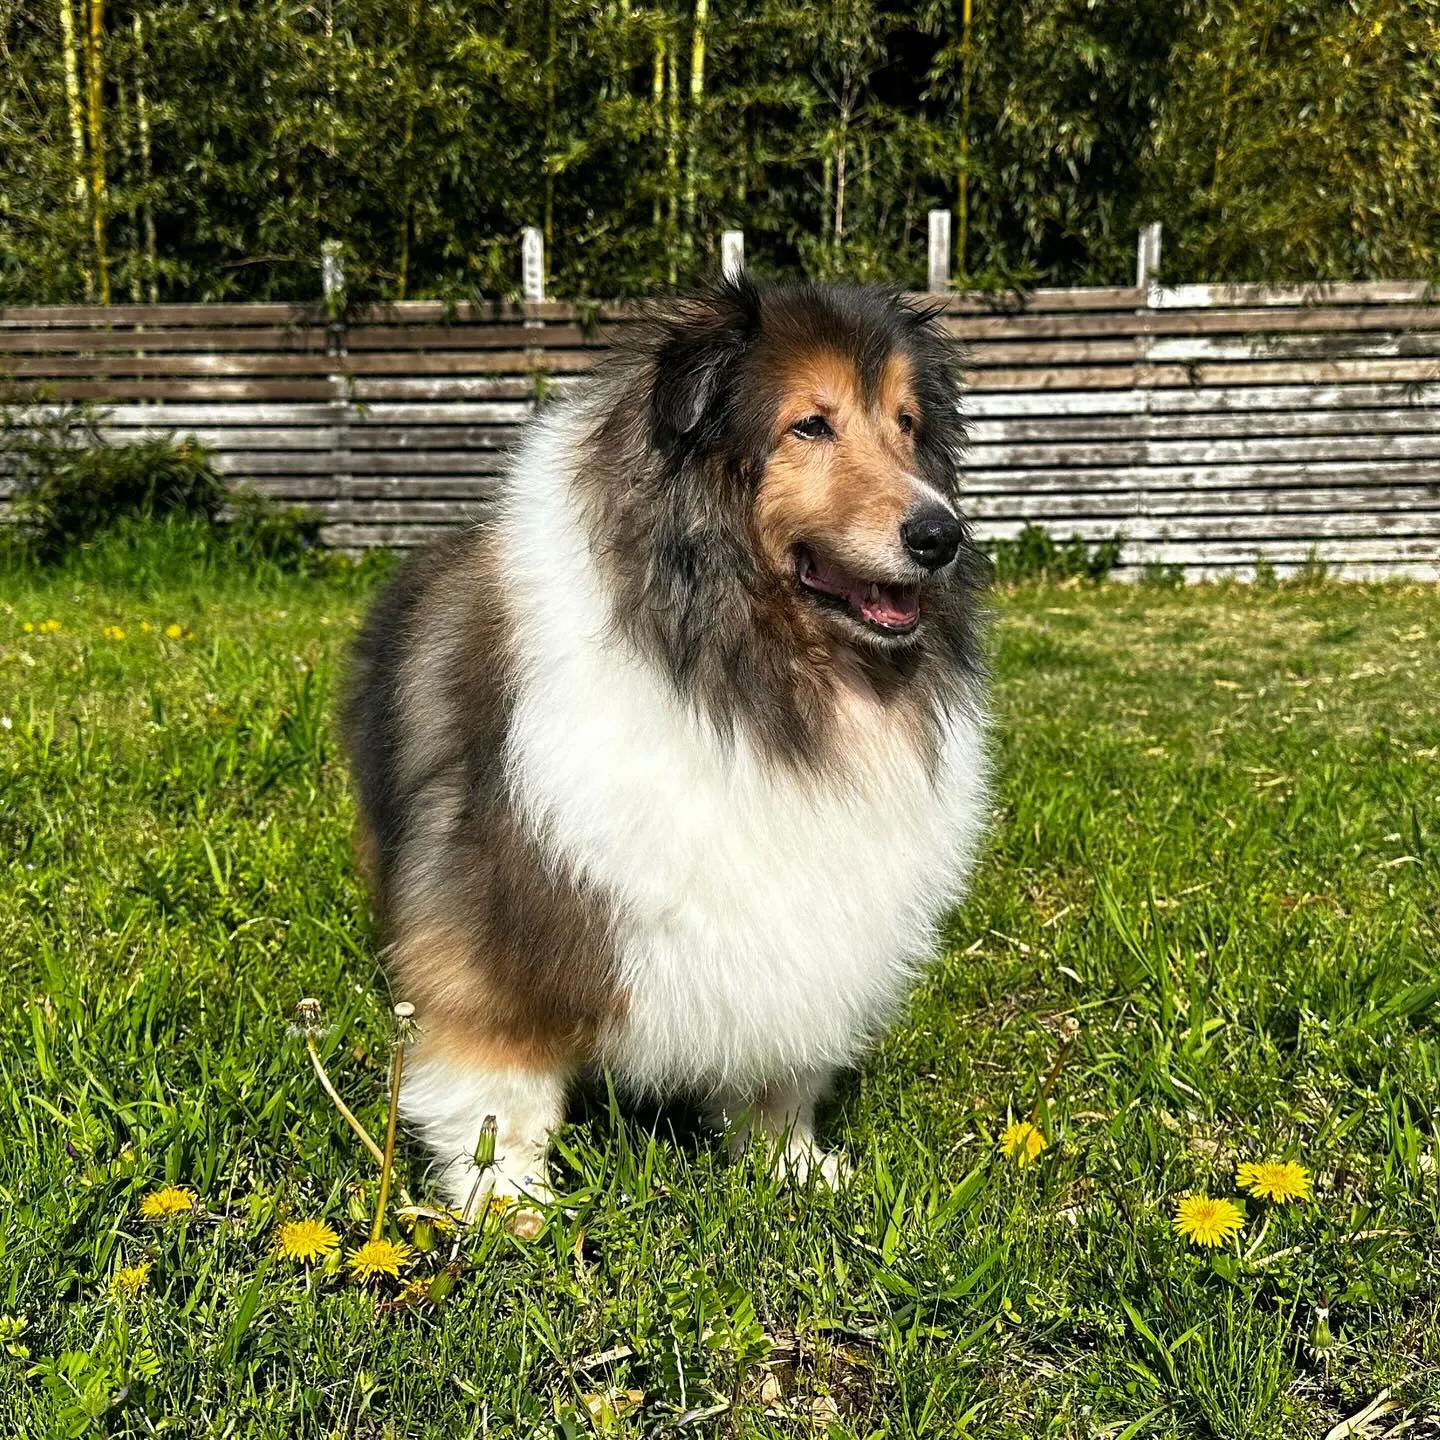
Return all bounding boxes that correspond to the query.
[643,278,977,653]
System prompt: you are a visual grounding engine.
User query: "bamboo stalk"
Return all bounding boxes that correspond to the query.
[543,0,557,270]
[57,0,91,298]
[132,13,157,302]
[651,24,665,230]
[681,0,708,250]
[57,0,86,204]
[957,0,973,281]
[665,33,679,283]
[83,0,109,304]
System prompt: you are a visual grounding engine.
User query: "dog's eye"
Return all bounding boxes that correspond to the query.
[897,411,915,435]
[790,415,834,441]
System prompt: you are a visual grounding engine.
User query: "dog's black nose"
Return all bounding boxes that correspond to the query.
[901,506,963,571]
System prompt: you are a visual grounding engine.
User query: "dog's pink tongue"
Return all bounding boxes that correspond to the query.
[861,584,919,627]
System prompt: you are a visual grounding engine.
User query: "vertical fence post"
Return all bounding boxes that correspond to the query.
[321,239,346,350]
[521,226,545,330]
[320,239,350,548]
[927,210,951,293]
[1136,222,1162,303]
[721,229,745,282]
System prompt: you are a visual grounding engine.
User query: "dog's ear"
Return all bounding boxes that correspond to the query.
[650,278,761,454]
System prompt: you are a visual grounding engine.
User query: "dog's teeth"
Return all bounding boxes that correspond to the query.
[867,583,879,602]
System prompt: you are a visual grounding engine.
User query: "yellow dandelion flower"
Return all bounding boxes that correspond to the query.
[111,1261,152,1297]
[275,1218,340,1262]
[1173,1193,1246,1247]
[1236,1160,1311,1203]
[999,1119,1048,1166]
[139,621,154,635]
[40,619,60,633]
[102,625,126,641]
[347,1237,412,1281]
[138,1185,197,1220]
[21,622,33,633]
[164,623,183,639]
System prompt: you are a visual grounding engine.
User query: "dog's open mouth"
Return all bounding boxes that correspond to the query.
[795,544,920,635]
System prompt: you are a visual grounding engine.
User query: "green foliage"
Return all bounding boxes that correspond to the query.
[1149,0,1440,282]
[223,490,325,571]
[0,396,331,571]
[1,398,224,558]
[2,532,1437,1433]
[988,523,1124,584]
[2,0,1436,304]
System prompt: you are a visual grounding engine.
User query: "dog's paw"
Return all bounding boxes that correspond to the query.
[440,1152,553,1221]
[776,1142,853,1189]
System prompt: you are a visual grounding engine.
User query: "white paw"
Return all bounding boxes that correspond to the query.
[776,1142,853,1189]
[439,1151,553,1220]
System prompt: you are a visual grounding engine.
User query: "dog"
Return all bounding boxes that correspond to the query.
[341,278,989,1208]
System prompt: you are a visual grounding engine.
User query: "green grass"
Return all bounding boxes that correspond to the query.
[2,519,1437,1438]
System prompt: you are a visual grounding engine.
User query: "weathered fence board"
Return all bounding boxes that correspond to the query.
[3,281,1438,577]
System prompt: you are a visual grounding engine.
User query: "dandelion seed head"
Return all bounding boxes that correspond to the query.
[290,996,327,1038]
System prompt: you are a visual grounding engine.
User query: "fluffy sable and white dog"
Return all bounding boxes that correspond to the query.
[342,279,990,1207]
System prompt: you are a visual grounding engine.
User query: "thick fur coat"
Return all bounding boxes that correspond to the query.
[343,279,990,1204]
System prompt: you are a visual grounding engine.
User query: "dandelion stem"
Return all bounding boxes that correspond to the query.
[450,1116,498,1261]
[1029,1037,1075,1128]
[371,1033,406,1242]
[305,1034,385,1165]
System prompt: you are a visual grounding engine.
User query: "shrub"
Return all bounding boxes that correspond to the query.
[2,394,324,569]
[2,397,224,558]
[988,523,1124,584]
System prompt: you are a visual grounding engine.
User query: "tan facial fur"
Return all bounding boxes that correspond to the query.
[754,348,923,580]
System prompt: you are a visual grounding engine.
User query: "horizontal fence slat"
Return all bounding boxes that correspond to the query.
[0,327,331,353]
[966,360,1440,390]
[945,304,1440,342]
[967,408,1440,444]
[967,433,1440,468]
[965,484,1440,522]
[1151,281,1438,309]
[971,513,1440,542]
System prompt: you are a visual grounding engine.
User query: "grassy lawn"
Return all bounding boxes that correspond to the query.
[1,521,1437,1439]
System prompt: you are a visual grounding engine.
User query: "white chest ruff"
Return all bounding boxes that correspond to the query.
[498,416,988,1095]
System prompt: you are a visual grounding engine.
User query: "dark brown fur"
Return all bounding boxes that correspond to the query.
[343,532,623,1065]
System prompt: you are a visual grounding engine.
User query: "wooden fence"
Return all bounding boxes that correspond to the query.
[3,280,1439,577]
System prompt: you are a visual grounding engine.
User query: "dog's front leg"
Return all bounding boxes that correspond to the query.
[401,1042,568,1214]
[709,1072,852,1187]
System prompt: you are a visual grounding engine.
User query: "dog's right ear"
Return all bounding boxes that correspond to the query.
[649,279,761,455]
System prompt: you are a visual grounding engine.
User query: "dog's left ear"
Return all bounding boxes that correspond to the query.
[650,278,761,454]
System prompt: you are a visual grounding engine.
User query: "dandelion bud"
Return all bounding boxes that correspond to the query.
[426,1265,459,1306]
[1310,1298,1333,1351]
[473,1115,497,1169]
